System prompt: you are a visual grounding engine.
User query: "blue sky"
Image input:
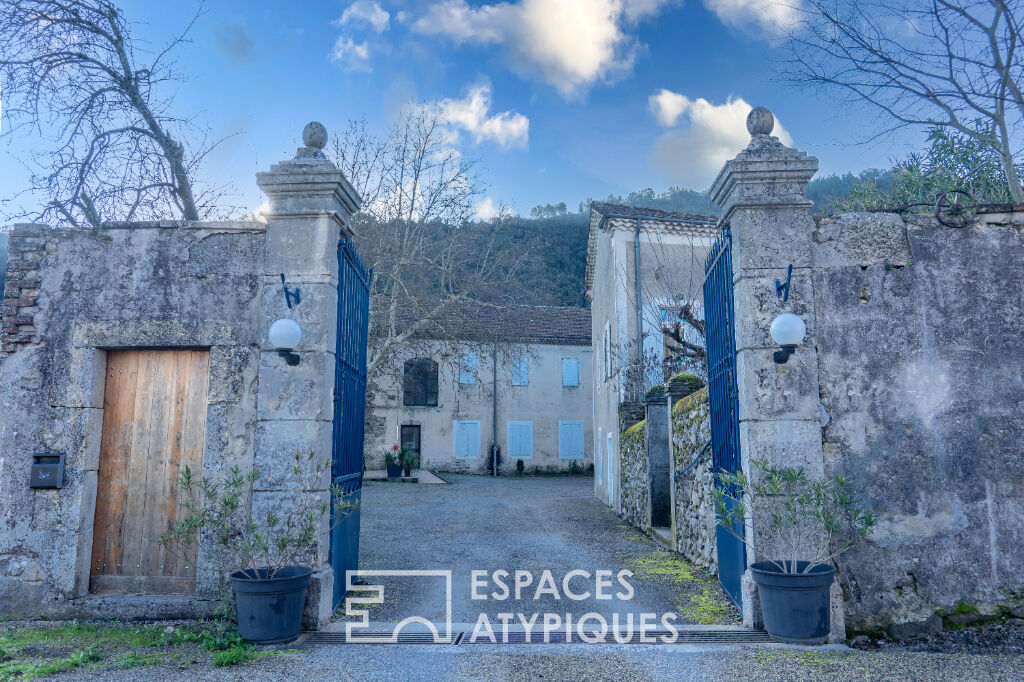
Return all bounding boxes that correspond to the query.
[1,0,926,219]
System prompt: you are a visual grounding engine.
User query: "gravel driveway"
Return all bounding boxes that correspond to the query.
[344,473,737,629]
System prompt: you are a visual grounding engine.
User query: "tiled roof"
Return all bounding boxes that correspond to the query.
[392,301,592,346]
[584,203,719,297]
[588,202,717,223]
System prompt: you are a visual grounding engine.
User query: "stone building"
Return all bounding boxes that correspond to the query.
[0,124,361,626]
[584,202,716,509]
[366,304,594,475]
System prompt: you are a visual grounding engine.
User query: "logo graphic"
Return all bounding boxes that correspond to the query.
[344,569,453,643]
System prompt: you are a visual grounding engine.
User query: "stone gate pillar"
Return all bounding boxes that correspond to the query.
[709,109,843,640]
[254,123,361,627]
[644,387,671,529]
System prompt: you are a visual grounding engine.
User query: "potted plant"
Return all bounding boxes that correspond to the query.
[384,447,403,479]
[398,446,418,477]
[161,451,357,644]
[712,459,875,644]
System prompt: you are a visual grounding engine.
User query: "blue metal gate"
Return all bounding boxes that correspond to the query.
[331,238,371,609]
[703,226,745,607]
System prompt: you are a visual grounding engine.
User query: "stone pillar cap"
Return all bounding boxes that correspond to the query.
[255,121,363,229]
[708,105,819,218]
[644,386,667,405]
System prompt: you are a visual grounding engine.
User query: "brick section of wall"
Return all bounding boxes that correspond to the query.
[1,225,50,353]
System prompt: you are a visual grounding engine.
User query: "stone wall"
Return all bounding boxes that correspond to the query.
[0,220,266,619]
[619,420,649,532]
[811,210,1024,632]
[0,124,361,627]
[670,388,716,574]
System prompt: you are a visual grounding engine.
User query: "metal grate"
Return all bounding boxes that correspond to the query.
[300,629,771,646]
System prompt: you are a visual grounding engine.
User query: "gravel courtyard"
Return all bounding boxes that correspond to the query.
[346,474,738,628]
[11,474,1024,680]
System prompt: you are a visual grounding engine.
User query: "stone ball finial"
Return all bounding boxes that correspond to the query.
[302,121,328,150]
[746,107,774,136]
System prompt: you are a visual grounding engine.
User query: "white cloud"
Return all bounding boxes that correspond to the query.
[648,93,793,189]
[330,36,372,71]
[439,83,529,149]
[701,0,802,37]
[649,89,692,126]
[412,0,675,100]
[475,197,502,221]
[623,0,675,21]
[334,1,390,33]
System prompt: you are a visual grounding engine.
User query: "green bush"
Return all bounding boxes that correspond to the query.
[838,126,1023,212]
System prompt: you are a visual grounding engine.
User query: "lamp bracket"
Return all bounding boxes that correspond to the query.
[773,345,797,364]
[776,264,793,302]
[278,350,300,366]
[280,273,301,308]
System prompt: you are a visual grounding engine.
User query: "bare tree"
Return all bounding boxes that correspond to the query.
[789,0,1024,203]
[615,230,710,396]
[0,0,229,226]
[329,106,528,383]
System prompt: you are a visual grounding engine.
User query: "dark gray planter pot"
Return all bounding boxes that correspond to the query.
[751,561,835,644]
[229,566,313,644]
[386,464,403,478]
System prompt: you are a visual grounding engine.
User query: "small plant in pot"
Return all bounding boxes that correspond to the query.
[712,459,875,644]
[384,446,403,479]
[161,451,357,644]
[398,446,418,477]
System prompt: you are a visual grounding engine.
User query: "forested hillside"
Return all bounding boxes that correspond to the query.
[503,213,590,307]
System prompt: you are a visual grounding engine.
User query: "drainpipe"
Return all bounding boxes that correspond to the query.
[492,338,498,477]
[634,218,644,394]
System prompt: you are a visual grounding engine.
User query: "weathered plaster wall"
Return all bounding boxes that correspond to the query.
[670,388,716,574]
[0,221,265,618]
[588,215,714,511]
[811,211,1024,631]
[367,341,594,474]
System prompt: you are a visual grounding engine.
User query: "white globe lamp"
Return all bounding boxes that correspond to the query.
[269,318,302,365]
[769,313,806,364]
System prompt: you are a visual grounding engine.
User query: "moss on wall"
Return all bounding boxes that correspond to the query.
[671,386,716,573]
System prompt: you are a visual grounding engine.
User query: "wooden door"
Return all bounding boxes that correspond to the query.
[90,349,209,595]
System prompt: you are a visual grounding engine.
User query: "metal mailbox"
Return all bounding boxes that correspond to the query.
[30,453,65,489]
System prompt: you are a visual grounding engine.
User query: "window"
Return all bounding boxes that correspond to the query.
[403,358,439,406]
[559,420,585,460]
[597,427,603,484]
[459,353,478,384]
[453,420,481,459]
[506,420,534,459]
[561,358,579,387]
[512,356,529,386]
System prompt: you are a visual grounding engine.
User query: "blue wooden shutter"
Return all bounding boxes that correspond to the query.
[507,421,533,458]
[512,357,529,386]
[459,353,477,384]
[559,420,584,459]
[561,358,579,387]
[454,420,480,458]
